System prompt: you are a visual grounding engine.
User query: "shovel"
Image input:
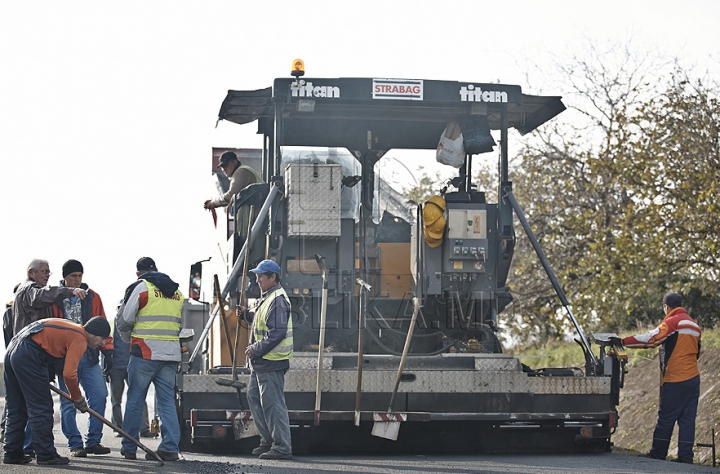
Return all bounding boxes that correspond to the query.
[371,296,420,441]
[313,253,328,426]
[354,278,371,426]
[213,273,235,367]
[216,205,256,440]
[49,385,164,466]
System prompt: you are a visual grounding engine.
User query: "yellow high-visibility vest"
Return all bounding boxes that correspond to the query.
[253,287,293,360]
[238,165,264,184]
[131,281,182,341]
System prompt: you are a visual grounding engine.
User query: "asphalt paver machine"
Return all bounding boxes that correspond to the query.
[177,70,626,454]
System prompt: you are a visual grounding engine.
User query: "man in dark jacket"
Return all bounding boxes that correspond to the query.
[3,284,19,348]
[13,259,87,336]
[108,315,153,438]
[50,260,114,457]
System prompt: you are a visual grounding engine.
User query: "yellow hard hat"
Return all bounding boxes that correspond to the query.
[423,195,447,248]
[427,195,446,211]
[425,215,446,239]
[423,230,442,248]
[423,201,445,226]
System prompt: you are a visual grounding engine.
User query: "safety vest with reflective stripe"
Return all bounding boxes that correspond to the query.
[254,287,293,361]
[238,165,264,184]
[131,281,182,341]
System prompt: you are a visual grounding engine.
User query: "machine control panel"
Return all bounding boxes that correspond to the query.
[447,239,488,272]
[452,241,487,260]
[445,207,489,274]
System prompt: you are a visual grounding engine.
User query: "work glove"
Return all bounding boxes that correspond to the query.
[102,350,114,376]
[73,397,89,413]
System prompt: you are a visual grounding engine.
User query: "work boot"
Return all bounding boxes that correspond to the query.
[251,445,272,455]
[146,449,179,461]
[3,454,33,464]
[259,449,293,460]
[70,447,87,457]
[120,448,137,460]
[37,455,70,465]
[85,444,111,455]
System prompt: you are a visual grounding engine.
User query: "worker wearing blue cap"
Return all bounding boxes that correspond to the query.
[239,259,293,460]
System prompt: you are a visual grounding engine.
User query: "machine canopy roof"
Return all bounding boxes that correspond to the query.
[218,78,565,151]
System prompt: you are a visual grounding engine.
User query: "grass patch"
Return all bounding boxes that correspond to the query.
[508,340,586,370]
[700,326,720,350]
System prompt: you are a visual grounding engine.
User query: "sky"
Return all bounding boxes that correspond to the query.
[1,1,718,354]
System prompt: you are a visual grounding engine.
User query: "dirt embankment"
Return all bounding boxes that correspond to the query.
[614,347,720,465]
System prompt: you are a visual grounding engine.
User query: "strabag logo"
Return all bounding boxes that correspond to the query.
[459,84,508,103]
[290,81,340,98]
[373,79,423,100]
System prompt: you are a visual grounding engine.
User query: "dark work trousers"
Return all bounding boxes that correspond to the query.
[108,367,150,432]
[0,406,33,454]
[649,375,700,462]
[3,338,60,461]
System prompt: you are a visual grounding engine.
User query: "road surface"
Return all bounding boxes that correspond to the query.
[0,396,715,473]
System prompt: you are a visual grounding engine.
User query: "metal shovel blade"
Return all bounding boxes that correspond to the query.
[371,421,400,441]
[371,412,406,441]
[232,414,258,440]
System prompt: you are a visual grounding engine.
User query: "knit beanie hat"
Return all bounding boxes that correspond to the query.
[62,259,84,277]
[84,316,111,338]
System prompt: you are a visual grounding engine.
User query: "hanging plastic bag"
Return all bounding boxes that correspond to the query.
[436,121,465,168]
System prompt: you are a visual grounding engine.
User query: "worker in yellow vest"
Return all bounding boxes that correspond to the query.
[204,150,264,299]
[240,259,293,460]
[204,150,263,210]
[117,257,183,462]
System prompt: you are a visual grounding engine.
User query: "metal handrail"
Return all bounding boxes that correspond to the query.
[189,181,282,364]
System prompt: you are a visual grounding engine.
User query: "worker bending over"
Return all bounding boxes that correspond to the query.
[3,317,110,465]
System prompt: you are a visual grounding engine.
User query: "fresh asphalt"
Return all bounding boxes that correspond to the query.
[0,396,715,473]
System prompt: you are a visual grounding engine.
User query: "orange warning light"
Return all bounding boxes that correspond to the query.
[291,59,305,77]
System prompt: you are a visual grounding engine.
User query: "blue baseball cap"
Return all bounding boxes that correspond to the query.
[249,259,281,275]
